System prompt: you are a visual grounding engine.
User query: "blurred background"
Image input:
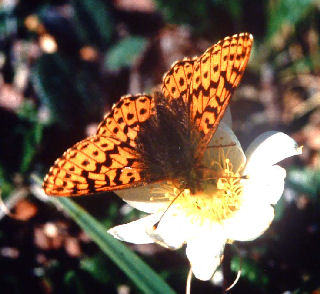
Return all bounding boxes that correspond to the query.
[0,0,320,293]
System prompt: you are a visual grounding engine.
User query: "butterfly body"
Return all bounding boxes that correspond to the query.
[135,94,196,176]
[43,33,253,197]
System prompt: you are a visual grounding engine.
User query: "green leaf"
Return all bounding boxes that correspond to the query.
[51,197,176,294]
[287,167,320,198]
[80,254,111,284]
[17,100,38,123]
[267,0,314,41]
[0,164,14,198]
[32,53,104,128]
[32,53,78,127]
[71,0,114,47]
[217,0,243,22]
[64,270,86,294]
[155,0,243,33]
[20,121,44,173]
[274,194,285,221]
[155,0,208,25]
[105,36,147,71]
[231,256,269,286]
[16,101,44,173]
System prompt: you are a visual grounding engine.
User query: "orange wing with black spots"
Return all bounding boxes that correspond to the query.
[43,95,155,196]
[96,94,155,147]
[190,33,252,143]
[44,33,253,197]
[162,33,253,156]
[162,59,195,105]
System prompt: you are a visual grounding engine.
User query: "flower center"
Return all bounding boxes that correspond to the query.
[151,149,244,225]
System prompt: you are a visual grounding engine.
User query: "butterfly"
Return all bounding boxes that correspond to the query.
[43,33,253,197]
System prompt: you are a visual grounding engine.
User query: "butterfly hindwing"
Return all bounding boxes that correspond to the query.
[97,95,155,147]
[43,95,155,196]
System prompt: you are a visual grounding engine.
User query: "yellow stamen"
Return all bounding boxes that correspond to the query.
[150,148,244,225]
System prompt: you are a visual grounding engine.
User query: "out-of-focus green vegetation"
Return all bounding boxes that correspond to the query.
[1,0,320,293]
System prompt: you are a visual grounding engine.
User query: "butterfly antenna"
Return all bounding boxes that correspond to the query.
[186,266,193,294]
[207,142,236,149]
[205,174,249,180]
[225,245,242,292]
[153,189,184,230]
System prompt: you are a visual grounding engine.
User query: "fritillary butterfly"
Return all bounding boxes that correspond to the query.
[43,33,253,196]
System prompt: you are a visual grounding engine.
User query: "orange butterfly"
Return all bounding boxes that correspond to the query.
[43,33,253,197]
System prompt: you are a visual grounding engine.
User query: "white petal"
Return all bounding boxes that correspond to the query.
[220,106,232,128]
[149,208,216,249]
[223,204,274,241]
[244,131,301,175]
[148,212,193,249]
[186,226,226,281]
[204,122,246,171]
[242,165,286,205]
[108,213,161,244]
[116,183,170,213]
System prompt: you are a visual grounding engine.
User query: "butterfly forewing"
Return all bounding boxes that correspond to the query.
[190,33,253,151]
[161,33,252,155]
[43,95,155,196]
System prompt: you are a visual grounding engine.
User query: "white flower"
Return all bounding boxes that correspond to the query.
[108,119,302,281]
